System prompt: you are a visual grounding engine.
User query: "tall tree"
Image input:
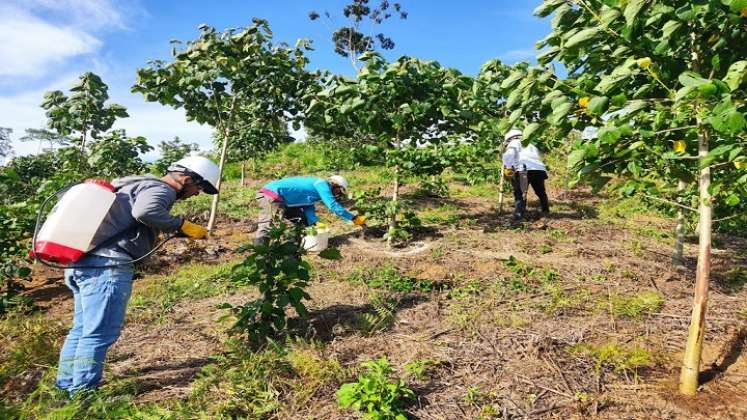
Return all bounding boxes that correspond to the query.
[133,19,314,231]
[41,72,128,154]
[514,0,747,395]
[306,53,473,246]
[309,0,408,70]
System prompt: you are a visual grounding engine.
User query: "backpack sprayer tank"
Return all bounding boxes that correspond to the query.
[32,179,117,264]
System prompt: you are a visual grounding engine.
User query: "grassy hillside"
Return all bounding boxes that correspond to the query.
[2,145,747,419]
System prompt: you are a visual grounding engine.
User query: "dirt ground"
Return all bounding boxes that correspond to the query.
[14,185,747,419]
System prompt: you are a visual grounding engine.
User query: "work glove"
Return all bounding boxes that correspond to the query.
[181,220,208,239]
[352,215,367,226]
[503,168,514,177]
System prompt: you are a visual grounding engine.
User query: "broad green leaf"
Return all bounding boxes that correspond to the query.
[600,7,621,27]
[599,126,621,143]
[523,123,541,141]
[537,47,560,64]
[550,101,572,126]
[506,87,523,109]
[508,108,523,126]
[624,0,647,26]
[729,147,743,161]
[567,148,586,169]
[288,287,304,304]
[723,61,747,91]
[709,99,747,135]
[276,293,290,307]
[678,71,709,87]
[565,28,600,49]
[588,96,610,115]
[500,71,524,90]
[724,0,747,13]
[675,5,695,21]
[611,93,628,107]
[661,20,682,40]
[726,194,740,206]
[551,4,573,28]
[675,85,697,102]
[541,90,565,106]
[534,0,565,17]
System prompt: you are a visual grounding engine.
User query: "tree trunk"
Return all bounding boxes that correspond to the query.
[207,128,231,232]
[240,161,246,186]
[387,165,400,249]
[679,128,712,396]
[80,131,87,155]
[497,144,506,214]
[673,179,687,265]
[498,168,506,214]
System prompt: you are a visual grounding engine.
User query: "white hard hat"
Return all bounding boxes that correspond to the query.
[504,129,523,142]
[169,156,220,194]
[328,175,349,191]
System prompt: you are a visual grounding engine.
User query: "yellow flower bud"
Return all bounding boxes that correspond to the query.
[673,140,686,153]
[636,57,652,69]
[578,97,590,108]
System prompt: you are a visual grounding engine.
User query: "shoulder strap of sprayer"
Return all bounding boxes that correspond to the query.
[85,177,175,257]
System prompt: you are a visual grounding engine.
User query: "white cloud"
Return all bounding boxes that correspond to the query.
[0,72,82,156]
[0,6,102,79]
[498,48,537,63]
[0,72,214,160]
[6,0,128,30]
[112,100,215,160]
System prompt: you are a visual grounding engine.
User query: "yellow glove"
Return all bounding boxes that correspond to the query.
[352,215,367,226]
[503,168,514,177]
[181,220,208,239]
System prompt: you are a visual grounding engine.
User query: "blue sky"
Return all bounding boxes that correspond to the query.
[0,0,551,160]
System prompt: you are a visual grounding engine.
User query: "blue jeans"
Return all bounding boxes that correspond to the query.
[56,255,134,393]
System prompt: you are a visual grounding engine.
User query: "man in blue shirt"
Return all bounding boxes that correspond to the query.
[253,175,366,245]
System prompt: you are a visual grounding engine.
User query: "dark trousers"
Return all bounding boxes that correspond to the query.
[511,170,549,218]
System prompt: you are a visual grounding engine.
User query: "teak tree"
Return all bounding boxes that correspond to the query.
[133,19,313,231]
[306,53,472,246]
[41,72,128,154]
[520,0,747,395]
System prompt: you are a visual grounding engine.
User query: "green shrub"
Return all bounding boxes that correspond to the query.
[607,291,664,317]
[569,342,654,377]
[221,221,341,345]
[348,265,433,294]
[337,357,415,420]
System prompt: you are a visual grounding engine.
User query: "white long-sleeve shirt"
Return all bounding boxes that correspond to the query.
[502,139,547,172]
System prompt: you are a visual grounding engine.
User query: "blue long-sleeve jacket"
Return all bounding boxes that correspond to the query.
[262,176,354,225]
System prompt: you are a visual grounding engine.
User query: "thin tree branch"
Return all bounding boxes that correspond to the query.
[641,194,698,212]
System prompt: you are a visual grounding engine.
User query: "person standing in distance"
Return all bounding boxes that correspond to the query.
[502,129,550,221]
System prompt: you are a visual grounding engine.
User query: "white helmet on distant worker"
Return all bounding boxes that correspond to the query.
[328,175,349,192]
[168,156,220,194]
[504,129,523,142]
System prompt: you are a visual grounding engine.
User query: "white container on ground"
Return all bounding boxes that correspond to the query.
[302,228,330,252]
